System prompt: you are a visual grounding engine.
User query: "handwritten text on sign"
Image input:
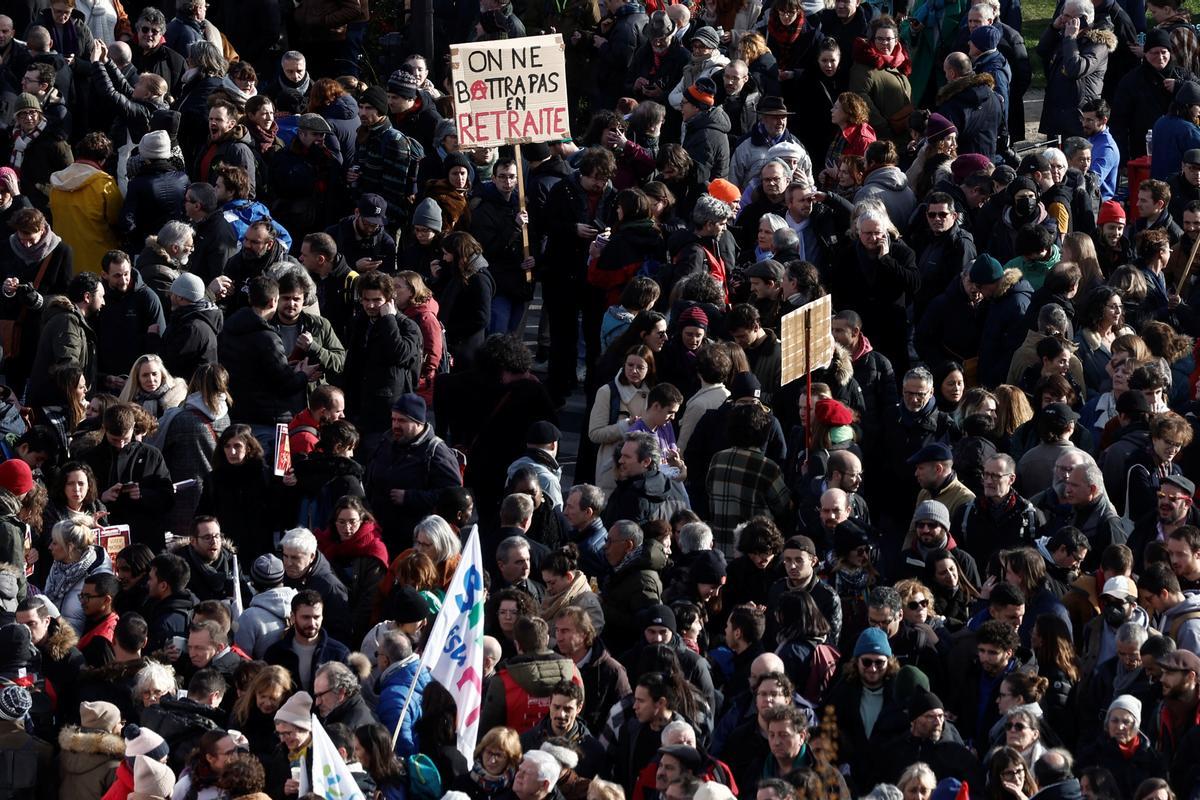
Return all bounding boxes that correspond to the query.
[450,34,570,146]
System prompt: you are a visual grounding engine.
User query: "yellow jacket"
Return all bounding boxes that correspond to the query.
[49,163,122,273]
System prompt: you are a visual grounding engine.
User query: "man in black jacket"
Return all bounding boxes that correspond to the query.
[183,182,237,284]
[265,589,351,692]
[141,552,197,653]
[157,272,221,381]
[85,403,175,550]
[218,275,319,450]
[314,661,378,731]
[96,250,165,391]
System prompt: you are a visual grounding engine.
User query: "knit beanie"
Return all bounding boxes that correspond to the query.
[80,700,121,732]
[1107,694,1142,730]
[274,691,313,729]
[683,76,717,109]
[0,684,31,720]
[912,500,951,530]
[123,725,169,760]
[133,754,176,799]
[360,85,389,115]
[908,688,944,720]
[139,130,171,161]
[853,627,893,658]
[677,305,709,331]
[0,459,34,496]
[412,197,443,231]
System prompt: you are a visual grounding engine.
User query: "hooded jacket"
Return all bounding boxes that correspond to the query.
[598,538,669,653]
[377,655,431,756]
[1037,26,1117,137]
[193,124,257,195]
[233,586,297,659]
[936,71,1005,157]
[58,725,124,800]
[480,650,583,734]
[978,268,1034,386]
[854,166,918,233]
[158,300,222,381]
[141,590,198,652]
[27,296,97,406]
[681,105,732,186]
[49,162,123,272]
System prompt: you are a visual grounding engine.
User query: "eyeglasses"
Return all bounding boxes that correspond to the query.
[907,598,929,610]
[1005,722,1029,731]
[926,211,951,219]
[313,688,334,700]
[982,471,1014,481]
[78,593,102,601]
[1001,768,1025,782]
[197,533,222,543]
[139,25,161,34]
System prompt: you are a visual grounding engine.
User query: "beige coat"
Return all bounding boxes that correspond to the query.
[678,381,731,453]
[589,376,649,492]
[58,727,124,800]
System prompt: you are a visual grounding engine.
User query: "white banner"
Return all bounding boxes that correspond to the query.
[416,527,485,762]
[305,714,365,800]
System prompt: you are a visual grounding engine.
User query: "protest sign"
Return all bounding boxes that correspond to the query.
[450,34,570,146]
[98,524,131,562]
[274,423,292,477]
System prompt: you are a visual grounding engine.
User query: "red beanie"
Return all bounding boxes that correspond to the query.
[0,459,33,496]
[1098,200,1126,226]
[814,398,854,426]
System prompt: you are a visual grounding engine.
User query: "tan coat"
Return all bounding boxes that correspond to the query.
[588,376,649,492]
[58,727,124,800]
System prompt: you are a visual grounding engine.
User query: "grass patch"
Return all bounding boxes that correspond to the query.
[1022,0,1058,88]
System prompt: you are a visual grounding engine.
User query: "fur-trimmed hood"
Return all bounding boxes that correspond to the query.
[1080,27,1118,49]
[936,71,995,105]
[42,616,79,661]
[995,267,1026,297]
[827,343,854,386]
[59,726,125,757]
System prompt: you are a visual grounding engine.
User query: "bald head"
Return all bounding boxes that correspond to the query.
[109,41,132,66]
[827,450,862,493]
[820,488,852,530]
[0,16,13,48]
[750,652,785,681]
[482,635,502,673]
[944,52,972,80]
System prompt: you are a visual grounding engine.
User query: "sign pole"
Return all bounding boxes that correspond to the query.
[1176,231,1200,297]
[516,154,532,275]
[804,309,812,453]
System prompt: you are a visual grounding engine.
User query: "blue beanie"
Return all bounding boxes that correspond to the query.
[853,627,893,659]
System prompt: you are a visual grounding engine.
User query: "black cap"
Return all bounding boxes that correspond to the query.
[906,442,953,465]
[641,603,677,633]
[1116,390,1150,416]
[527,420,561,445]
[1041,402,1080,424]
[908,689,944,721]
[386,586,429,624]
[658,745,703,773]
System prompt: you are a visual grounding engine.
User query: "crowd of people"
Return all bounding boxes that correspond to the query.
[7,0,1200,799]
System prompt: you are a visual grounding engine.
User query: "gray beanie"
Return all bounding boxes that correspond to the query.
[170,272,205,303]
[139,130,171,161]
[912,500,951,530]
[412,197,443,231]
[1107,694,1142,729]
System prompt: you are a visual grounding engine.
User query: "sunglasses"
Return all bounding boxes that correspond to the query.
[926,211,951,219]
[907,598,929,610]
[1005,722,1029,731]
[860,657,888,669]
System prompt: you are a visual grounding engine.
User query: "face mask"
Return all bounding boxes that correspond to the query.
[1014,196,1037,217]
[1103,604,1128,628]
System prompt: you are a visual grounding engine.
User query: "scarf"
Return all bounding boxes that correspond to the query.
[10,118,47,170]
[280,72,312,97]
[610,544,644,578]
[1116,735,1140,760]
[315,520,390,568]
[469,763,514,793]
[541,571,591,621]
[45,545,98,608]
[851,333,873,361]
[852,36,912,75]
[249,120,279,155]
[900,394,937,426]
[9,226,61,265]
[768,8,803,45]
[135,384,171,418]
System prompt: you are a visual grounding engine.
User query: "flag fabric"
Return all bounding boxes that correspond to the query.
[305,714,365,800]
[415,527,486,762]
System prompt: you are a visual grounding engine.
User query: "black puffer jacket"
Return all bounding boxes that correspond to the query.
[158,300,222,381]
[119,160,188,250]
[681,105,732,187]
[217,306,309,424]
[95,268,165,382]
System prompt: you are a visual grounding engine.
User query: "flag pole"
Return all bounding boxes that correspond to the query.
[390,655,425,749]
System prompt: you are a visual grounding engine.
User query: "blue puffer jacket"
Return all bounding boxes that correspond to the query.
[319,93,360,165]
[377,656,432,756]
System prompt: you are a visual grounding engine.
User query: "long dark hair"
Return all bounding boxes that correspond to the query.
[355,724,405,784]
[775,590,831,643]
[182,731,229,800]
[52,461,99,510]
[603,311,666,367]
[414,681,458,748]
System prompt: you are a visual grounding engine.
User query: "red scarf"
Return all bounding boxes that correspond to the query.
[852,36,912,76]
[768,9,803,45]
[851,332,873,361]
[1116,735,1140,760]
[316,519,390,568]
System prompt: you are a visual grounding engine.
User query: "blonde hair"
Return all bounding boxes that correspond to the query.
[233,665,295,725]
[396,270,433,305]
[588,779,625,800]
[473,726,521,764]
[119,354,178,404]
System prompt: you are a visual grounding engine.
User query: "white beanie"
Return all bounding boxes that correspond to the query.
[695,783,737,800]
[133,754,175,799]
[274,691,313,729]
[1107,695,1142,729]
[139,130,171,161]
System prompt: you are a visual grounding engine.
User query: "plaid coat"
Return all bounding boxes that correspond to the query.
[705,446,791,552]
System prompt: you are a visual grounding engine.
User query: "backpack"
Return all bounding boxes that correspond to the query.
[403,753,442,800]
[437,323,452,374]
[0,738,37,800]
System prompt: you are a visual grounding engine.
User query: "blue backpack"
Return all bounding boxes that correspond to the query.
[404,753,442,800]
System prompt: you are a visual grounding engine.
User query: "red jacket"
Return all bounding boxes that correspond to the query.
[631,753,738,800]
[402,297,443,403]
[289,408,323,456]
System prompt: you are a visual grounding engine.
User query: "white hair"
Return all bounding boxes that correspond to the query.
[678,522,714,554]
[1063,0,1094,24]
[970,1,998,18]
[413,515,462,562]
[1042,147,1068,168]
[281,528,318,556]
[521,750,561,789]
[661,720,697,746]
[135,661,177,695]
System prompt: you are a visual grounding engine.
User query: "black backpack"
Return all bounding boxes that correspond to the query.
[0,738,39,800]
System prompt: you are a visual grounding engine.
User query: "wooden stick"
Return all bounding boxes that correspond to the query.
[516,153,531,261]
[1177,230,1200,297]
